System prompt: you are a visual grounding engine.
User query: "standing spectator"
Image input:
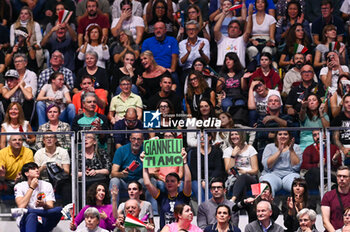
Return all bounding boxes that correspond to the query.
[197,177,239,229]
[77,0,110,47]
[36,72,75,126]
[78,25,109,69]
[37,50,74,93]
[111,0,144,45]
[321,166,350,231]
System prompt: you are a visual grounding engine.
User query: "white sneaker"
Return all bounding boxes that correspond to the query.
[61,203,74,220]
[11,208,28,218]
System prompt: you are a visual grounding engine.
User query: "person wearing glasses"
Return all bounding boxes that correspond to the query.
[321,166,350,232]
[295,208,318,232]
[197,177,238,230]
[108,76,143,125]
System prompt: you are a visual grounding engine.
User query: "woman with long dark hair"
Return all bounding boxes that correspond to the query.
[145,0,175,37]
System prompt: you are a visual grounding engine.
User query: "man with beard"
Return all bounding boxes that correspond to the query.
[282,53,318,95]
[40,22,77,71]
[197,177,238,229]
[321,166,350,231]
[77,0,110,47]
[245,201,284,232]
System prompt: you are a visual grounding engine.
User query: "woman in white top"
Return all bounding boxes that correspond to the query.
[247,0,276,65]
[223,130,258,203]
[0,102,35,149]
[78,25,110,69]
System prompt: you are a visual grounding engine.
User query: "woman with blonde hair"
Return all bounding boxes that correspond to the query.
[0,102,35,149]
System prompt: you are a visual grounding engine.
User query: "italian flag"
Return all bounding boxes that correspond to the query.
[125,214,147,228]
[251,183,269,196]
[294,43,308,54]
[229,4,243,11]
[329,41,340,51]
[58,10,71,23]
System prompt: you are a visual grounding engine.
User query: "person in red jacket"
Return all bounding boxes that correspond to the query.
[301,129,342,190]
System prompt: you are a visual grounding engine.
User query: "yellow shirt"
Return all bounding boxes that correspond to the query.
[0,146,34,180]
[109,92,143,119]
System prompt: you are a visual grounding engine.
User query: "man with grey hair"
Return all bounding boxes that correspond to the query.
[245,201,284,232]
[13,53,37,96]
[37,50,74,94]
[296,208,317,232]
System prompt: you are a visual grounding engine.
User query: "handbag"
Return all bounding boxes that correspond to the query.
[46,162,70,188]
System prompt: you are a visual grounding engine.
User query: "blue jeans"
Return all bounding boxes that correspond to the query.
[20,207,62,232]
[221,97,245,112]
[36,101,76,126]
[259,172,300,196]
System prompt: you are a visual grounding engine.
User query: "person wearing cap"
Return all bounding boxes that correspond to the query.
[1,69,34,121]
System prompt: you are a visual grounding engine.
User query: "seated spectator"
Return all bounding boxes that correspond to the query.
[248,77,282,126]
[111,0,144,45]
[275,0,305,20]
[34,132,71,204]
[282,53,318,96]
[0,135,34,192]
[75,207,109,232]
[320,51,349,89]
[113,108,143,149]
[331,94,350,166]
[232,181,280,223]
[141,148,191,229]
[301,129,341,190]
[314,25,346,69]
[1,69,34,121]
[114,199,155,232]
[112,0,142,19]
[311,0,344,46]
[249,52,282,92]
[72,92,110,146]
[111,30,140,66]
[214,4,253,67]
[11,0,46,21]
[76,0,110,47]
[223,130,258,202]
[78,25,109,69]
[299,94,329,151]
[204,205,240,232]
[296,209,319,232]
[154,99,179,130]
[321,166,350,232]
[35,104,71,151]
[213,112,235,151]
[147,75,183,113]
[77,133,111,188]
[189,132,226,201]
[37,50,74,93]
[279,23,312,68]
[111,51,140,96]
[330,74,350,118]
[13,53,37,98]
[117,181,154,224]
[70,183,117,231]
[275,1,310,45]
[260,130,302,195]
[180,0,209,22]
[185,70,215,118]
[5,27,37,71]
[137,50,173,103]
[109,77,142,125]
[197,177,239,229]
[11,162,67,232]
[144,0,176,38]
[285,64,325,120]
[216,52,249,113]
[177,5,211,42]
[246,0,276,71]
[41,16,77,72]
[1,103,35,149]
[245,201,284,232]
[9,7,43,68]
[283,178,316,232]
[160,204,202,232]
[36,72,75,126]
[72,75,108,115]
[338,207,350,232]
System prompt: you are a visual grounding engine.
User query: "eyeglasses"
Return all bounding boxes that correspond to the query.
[159,105,169,109]
[301,71,313,75]
[14,60,25,63]
[189,77,198,82]
[130,137,143,142]
[126,119,137,124]
[210,186,223,190]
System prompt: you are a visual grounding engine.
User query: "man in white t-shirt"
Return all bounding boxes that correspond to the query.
[320,51,349,89]
[214,3,254,67]
[12,162,72,231]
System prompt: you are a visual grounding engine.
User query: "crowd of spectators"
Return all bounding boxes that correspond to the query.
[1,0,350,231]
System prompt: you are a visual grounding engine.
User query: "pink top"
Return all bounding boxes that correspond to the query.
[166,222,203,232]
